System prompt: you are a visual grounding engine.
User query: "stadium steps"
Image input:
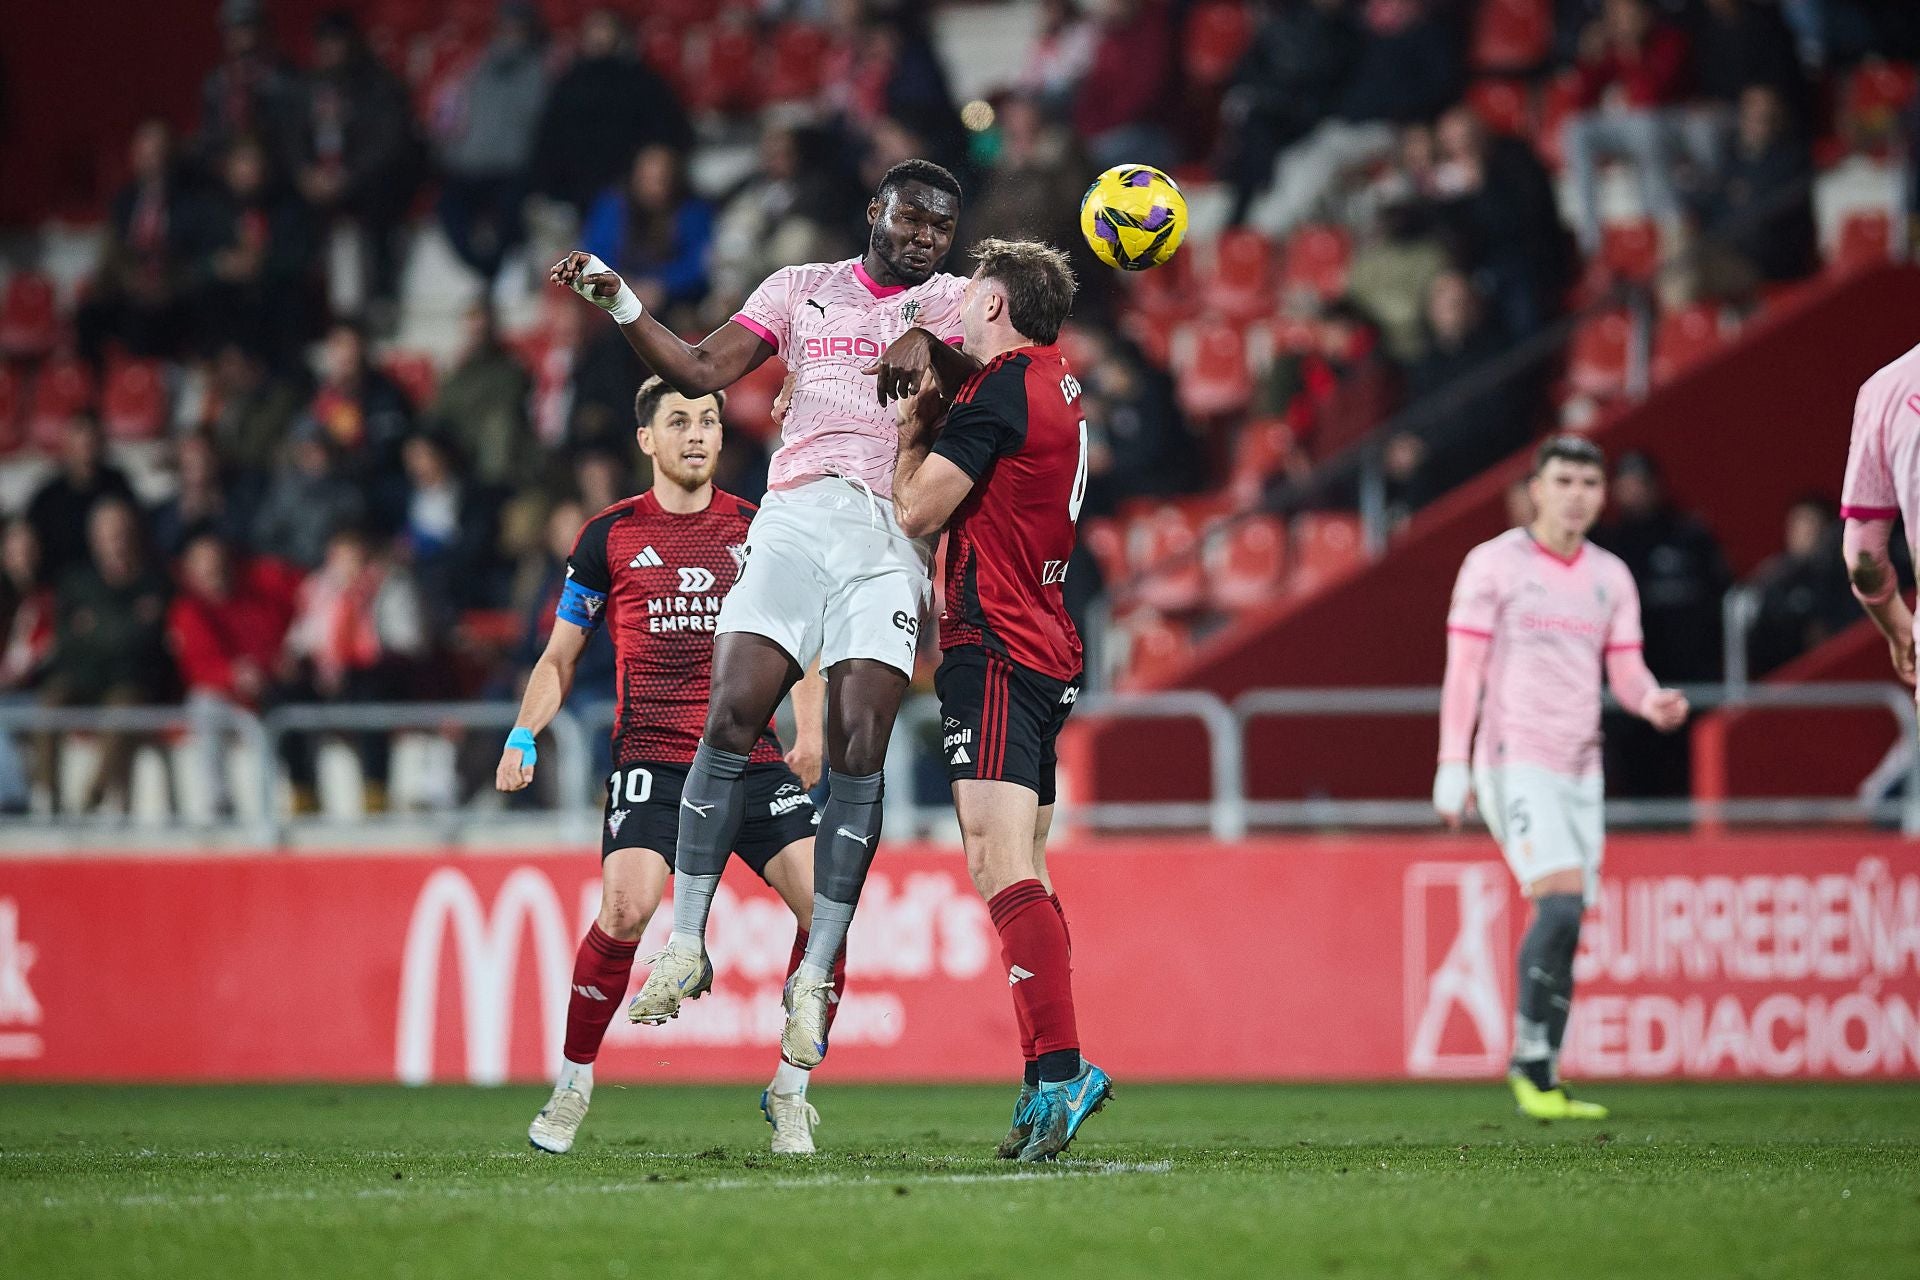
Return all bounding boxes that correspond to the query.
[1063,262,1920,813]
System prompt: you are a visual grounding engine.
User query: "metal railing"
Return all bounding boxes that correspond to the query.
[0,680,1909,849]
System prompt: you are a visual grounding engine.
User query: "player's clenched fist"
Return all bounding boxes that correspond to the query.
[1639,687,1690,733]
[495,727,538,792]
[550,251,643,323]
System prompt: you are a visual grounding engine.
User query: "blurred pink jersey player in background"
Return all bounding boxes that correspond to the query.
[1840,341,1920,690]
[1433,435,1687,1122]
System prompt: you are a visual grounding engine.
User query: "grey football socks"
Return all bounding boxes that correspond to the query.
[667,741,750,953]
[797,769,884,980]
[1512,893,1584,1089]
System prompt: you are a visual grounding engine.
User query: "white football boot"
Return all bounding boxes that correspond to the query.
[528,1081,590,1153]
[626,945,714,1024]
[761,1089,821,1155]
[780,977,834,1069]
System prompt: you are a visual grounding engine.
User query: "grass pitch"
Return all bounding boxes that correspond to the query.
[5,1082,1916,1279]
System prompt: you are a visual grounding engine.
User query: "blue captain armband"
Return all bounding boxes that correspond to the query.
[557,578,608,630]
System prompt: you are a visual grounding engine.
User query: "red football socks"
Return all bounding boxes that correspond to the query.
[789,928,846,1036]
[562,924,639,1064]
[989,879,1079,1060]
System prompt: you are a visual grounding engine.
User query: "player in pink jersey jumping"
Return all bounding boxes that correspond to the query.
[1839,341,1920,689]
[549,160,971,1069]
[1433,436,1688,1120]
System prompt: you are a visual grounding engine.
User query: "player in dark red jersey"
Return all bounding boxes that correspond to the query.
[887,238,1111,1161]
[495,377,841,1156]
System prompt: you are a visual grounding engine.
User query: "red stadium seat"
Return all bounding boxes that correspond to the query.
[1171,317,1255,420]
[1567,309,1633,399]
[1600,219,1661,283]
[1831,209,1892,276]
[722,355,787,441]
[1182,1,1254,88]
[1535,74,1583,171]
[688,25,762,115]
[763,24,832,102]
[0,365,22,453]
[1288,512,1365,595]
[0,273,59,359]
[1203,227,1279,322]
[1842,60,1918,152]
[25,357,96,450]
[100,358,167,440]
[1471,0,1551,72]
[638,23,688,91]
[1129,503,1207,614]
[1650,304,1724,384]
[1466,78,1531,136]
[1227,417,1294,507]
[1206,514,1287,611]
[1120,612,1193,688]
[1279,225,1351,304]
[1080,517,1129,588]
[383,351,438,409]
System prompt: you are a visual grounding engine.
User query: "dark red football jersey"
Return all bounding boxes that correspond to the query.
[560,488,783,767]
[932,344,1086,682]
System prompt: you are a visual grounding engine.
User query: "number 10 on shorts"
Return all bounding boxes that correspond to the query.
[610,767,654,804]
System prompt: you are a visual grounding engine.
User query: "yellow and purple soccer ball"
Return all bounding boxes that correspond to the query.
[1079,164,1189,271]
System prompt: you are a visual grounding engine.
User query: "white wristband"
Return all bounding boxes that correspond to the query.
[573,253,643,325]
[1432,761,1470,819]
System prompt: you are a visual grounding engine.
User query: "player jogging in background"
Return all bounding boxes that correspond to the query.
[551,159,970,1069]
[1433,436,1689,1120]
[495,377,842,1156]
[889,238,1111,1161]
[1839,341,1920,690]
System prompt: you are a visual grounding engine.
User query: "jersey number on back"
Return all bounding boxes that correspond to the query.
[1068,420,1089,524]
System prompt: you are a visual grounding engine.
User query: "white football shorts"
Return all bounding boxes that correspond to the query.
[1472,762,1604,903]
[717,476,934,678]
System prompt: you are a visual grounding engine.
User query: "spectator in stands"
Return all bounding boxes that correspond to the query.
[150,431,258,561]
[252,428,368,570]
[1345,126,1451,364]
[1432,105,1575,340]
[1078,330,1201,517]
[433,2,548,289]
[1592,450,1729,797]
[1746,497,1858,677]
[75,120,197,366]
[963,95,1112,322]
[276,526,428,813]
[544,296,648,455]
[194,134,319,368]
[204,342,306,476]
[196,0,299,175]
[1071,0,1178,170]
[1563,0,1691,257]
[428,304,536,491]
[290,10,420,326]
[0,520,54,814]
[532,9,692,215]
[1019,0,1100,115]
[827,4,967,171]
[1217,0,1361,225]
[25,417,138,580]
[1248,0,1462,237]
[571,448,634,518]
[398,432,502,617]
[294,319,413,473]
[166,528,300,816]
[1384,272,1531,514]
[1675,85,1818,305]
[37,500,174,815]
[1271,299,1401,468]
[1688,0,1810,136]
[582,145,715,326]
[707,124,858,322]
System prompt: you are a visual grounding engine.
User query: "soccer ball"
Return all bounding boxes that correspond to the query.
[1079,165,1189,271]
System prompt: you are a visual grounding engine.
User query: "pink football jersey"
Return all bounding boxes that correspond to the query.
[1841,340,1920,543]
[1447,527,1645,777]
[733,259,967,498]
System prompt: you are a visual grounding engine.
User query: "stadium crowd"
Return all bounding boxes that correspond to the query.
[0,0,1915,814]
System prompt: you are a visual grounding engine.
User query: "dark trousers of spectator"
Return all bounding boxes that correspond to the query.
[438,175,528,284]
[33,679,167,815]
[274,661,412,809]
[75,291,189,367]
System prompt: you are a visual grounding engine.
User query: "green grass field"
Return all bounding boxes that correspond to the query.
[5,1082,1917,1279]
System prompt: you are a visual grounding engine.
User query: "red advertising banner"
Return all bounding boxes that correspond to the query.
[0,834,1915,1083]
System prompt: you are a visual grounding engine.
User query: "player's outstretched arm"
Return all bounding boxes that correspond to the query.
[495,620,592,792]
[868,327,981,405]
[551,251,770,395]
[1604,647,1690,732]
[1843,515,1917,685]
[1434,629,1488,829]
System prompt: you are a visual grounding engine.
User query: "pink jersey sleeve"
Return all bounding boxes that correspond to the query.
[732,266,796,355]
[1446,547,1499,638]
[1605,560,1644,652]
[1841,379,1900,519]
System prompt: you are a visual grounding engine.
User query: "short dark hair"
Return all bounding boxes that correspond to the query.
[1532,434,1606,476]
[971,237,1077,345]
[634,376,724,429]
[876,159,963,207]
